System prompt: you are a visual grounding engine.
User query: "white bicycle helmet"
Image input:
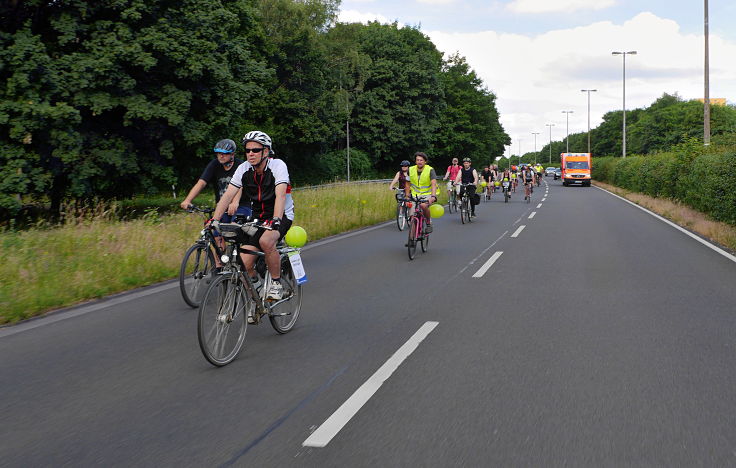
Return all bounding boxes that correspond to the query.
[242,131,272,150]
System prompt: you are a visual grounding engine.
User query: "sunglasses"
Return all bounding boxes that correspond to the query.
[244,147,266,154]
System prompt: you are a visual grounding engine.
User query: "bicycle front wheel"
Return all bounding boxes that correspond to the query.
[396,203,406,231]
[269,258,302,334]
[180,243,215,308]
[421,230,429,252]
[407,217,417,260]
[197,273,250,367]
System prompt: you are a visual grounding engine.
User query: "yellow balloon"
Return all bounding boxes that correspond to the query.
[429,203,445,218]
[480,181,487,187]
[285,225,308,247]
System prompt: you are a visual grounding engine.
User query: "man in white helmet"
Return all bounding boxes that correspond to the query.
[211,131,294,301]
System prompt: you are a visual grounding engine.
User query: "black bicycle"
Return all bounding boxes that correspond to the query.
[197,220,304,366]
[459,183,474,224]
[179,205,227,308]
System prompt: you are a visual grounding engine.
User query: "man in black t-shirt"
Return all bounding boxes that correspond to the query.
[180,139,251,220]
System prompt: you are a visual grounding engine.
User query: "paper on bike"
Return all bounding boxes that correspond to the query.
[288,252,308,285]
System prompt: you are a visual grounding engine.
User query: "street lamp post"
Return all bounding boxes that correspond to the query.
[545,123,554,164]
[581,89,597,153]
[531,132,540,164]
[561,110,574,153]
[612,50,637,157]
[704,0,710,145]
[517,139,522,167]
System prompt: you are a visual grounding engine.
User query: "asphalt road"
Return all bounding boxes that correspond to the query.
[3,178,736,467]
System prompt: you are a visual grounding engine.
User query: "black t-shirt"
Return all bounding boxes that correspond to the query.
[460,167,476,184]
[481,169,493,181]
[199,158,250,208]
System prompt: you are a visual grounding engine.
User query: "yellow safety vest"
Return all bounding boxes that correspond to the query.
[409,165,433,196]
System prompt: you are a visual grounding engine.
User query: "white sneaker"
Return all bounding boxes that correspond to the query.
[267,281,284,301]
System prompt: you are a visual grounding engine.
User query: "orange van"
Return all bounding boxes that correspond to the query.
[560,153,592,187]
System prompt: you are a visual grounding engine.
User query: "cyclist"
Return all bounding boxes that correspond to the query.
[510,165,518,193]
[180,139,251,266]
[454,157,479,218]
[535,163,544,185]
[389,160,411,197]
[480,165,493,200]
[404,152,438,233]
[443,157,461,206]
[522,164,536,200]
[211,131,294,302]
[500,168,511,198]
[180,139,250,218]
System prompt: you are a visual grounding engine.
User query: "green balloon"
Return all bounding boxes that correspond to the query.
[429,203,445,218]
[285,225,308,247]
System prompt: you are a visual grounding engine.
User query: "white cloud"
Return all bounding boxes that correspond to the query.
[507,0,617,14]
[338,9,393,24]
[426,12,736,153]
[417,0,457,4]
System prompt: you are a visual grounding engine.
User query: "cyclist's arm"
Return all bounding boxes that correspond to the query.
[180,179,207,210]
[454,171,461,185]
[472,169,479,186]
[431,177,438,201]
[389,171,400,190]
[227,187,243,216]
[273,183,287,220]
[443,168,450,180]
[213,183,239,221]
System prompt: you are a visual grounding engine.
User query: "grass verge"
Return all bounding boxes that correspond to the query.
[594,181,736,253]
[0,182,447,324]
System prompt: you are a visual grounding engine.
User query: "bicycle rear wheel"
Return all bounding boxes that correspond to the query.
[407,217,417,260]
[180,243,215,308]
[197,273,250,366]
[448,191,456,213]
[269,258,302,334]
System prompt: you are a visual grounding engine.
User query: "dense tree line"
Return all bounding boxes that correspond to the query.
[0,0,510,216]
[525,94,736,165]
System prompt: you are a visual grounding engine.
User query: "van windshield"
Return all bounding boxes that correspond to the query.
[566,161,589,170]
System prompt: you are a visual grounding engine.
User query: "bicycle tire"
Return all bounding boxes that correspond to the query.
[269,258,302,334]
[460,197,466,224]
[197,273,250,366]
[407,217,417,260]
[448,191,457,213]
[504,190,509,203]
[421,230,429,252]
[396,203,406,231]
[180,242,215,308]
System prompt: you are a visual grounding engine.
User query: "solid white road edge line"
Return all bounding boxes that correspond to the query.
[472,251,503,278]
[528,212,536,219]
[536,203,543,208]
[302,321,439,448]
[0,282,178,338]
[595,185,736,264]
[511,225,526,238]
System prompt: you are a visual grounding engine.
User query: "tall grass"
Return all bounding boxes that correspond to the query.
[1,182,444,324]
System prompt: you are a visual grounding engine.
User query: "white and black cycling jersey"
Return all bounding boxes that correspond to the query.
[230,158,294,221]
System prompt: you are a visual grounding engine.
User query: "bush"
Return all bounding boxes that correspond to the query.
[592,143,736,226]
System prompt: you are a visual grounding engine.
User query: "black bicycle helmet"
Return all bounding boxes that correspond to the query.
[400,160,410,166]
[214,139,236,154]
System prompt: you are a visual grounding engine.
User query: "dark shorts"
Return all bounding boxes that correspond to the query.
[244,217,293,249]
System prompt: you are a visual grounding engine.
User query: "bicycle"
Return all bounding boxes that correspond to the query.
[179,205,226,308]
[395,189,409,231]
[502,180,511,203]
[197,220,304,366]
[524,179,533,203]
[406,195,431,260]
[447,182,458,214]
[458,183,474,224]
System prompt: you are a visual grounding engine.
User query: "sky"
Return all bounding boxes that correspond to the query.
[337,0,736,156]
